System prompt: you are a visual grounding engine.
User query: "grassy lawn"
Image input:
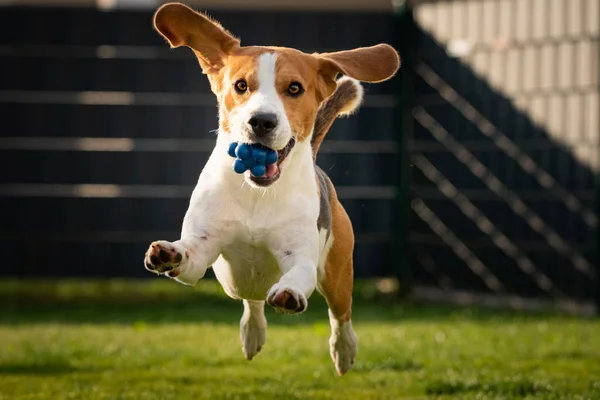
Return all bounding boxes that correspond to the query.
[1,279,599,400]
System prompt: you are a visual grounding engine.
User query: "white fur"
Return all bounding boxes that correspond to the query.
[317,229,333,282]
[336,77,364,117]
[240,300,267,360]
[328,309,358,375]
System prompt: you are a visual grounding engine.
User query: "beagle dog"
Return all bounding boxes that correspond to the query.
[143,2,400,375]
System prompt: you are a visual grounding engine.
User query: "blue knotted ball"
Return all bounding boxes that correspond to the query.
[252,148,267,165]
[266,150,278,165]
[250,165,266,177]
[228,142,278,176]
[235,143,251,160]
[227,142,237,158]
[233,159,247,174]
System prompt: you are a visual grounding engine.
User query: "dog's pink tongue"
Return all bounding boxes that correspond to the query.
[264,163,278,178]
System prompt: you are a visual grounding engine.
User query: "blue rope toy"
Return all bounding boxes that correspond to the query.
[228,142,278,177]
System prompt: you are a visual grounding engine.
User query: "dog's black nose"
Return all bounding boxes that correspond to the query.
[248,113,278,137]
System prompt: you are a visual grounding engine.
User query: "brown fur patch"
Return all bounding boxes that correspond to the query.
[273,49,323,143]
[318,44,400,86]
[153,3,240,76]
[218,48,263,133]
[319,186,355,323]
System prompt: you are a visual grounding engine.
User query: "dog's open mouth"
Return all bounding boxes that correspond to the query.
[248,138,296,186]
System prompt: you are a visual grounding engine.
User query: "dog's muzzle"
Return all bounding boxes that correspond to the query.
[247,137,296,187]
[247,112,278,138]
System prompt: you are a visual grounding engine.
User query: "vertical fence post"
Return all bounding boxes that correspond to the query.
[596,25,600,317]
[597,122,600,316]
[393,1,416,297]
[596,175,599,315]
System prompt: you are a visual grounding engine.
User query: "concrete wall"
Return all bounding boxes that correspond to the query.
[414,0,599,170]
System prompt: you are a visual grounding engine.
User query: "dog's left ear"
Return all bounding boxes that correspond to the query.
[153,3,240,75]
[316,44,400,101]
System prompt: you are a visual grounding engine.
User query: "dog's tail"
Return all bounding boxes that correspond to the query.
[311,77,364,161]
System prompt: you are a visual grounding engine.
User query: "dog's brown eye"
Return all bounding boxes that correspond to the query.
[235,80,248,93]
[288,82,303,96]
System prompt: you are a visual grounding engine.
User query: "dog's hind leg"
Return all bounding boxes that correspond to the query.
[240,300,267,360]
[318,197,358,376]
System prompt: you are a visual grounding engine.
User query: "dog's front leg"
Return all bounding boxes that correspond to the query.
[144,196,224,285]
[143,233,221,285]
[266,224,319,314]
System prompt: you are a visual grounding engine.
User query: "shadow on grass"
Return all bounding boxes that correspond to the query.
[0,278,579,326]
[353,358,423,372]
[425,378,551,397]
[543,351,593,361]
[0,361,93,376]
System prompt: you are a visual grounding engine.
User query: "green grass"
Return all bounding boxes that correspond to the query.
[1,279,599,399]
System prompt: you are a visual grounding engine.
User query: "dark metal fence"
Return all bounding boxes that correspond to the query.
[3,2,598,314]
[401,0,599,313]
[0,6,398,279]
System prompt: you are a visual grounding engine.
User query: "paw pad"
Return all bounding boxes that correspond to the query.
[144,241,182,275]
[267,288,307,314]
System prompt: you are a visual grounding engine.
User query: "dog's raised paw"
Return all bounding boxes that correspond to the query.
[266,285,307,314]
[144,241,183,275]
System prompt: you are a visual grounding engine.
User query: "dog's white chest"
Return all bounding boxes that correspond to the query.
[212,234,283,301]
[193,140,322,301]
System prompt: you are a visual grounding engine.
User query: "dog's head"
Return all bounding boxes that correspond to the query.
[154,3,400,187]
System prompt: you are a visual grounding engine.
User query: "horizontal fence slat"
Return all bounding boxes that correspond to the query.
[3,239,390,279]
[0,57,398,96]
[0,137,397,154]
[0,151,398,187]
[0,90,396,106]
[0,104,397,140]
[0,8,394,47]
[1,197,395,232]
[1,230,392,245]
[0,184,396,200]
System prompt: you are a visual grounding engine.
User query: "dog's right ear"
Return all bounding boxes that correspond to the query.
[154,3,240,74]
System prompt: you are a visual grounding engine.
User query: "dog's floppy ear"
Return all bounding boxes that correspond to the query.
[315,44,400,101]
[154,2,240,74]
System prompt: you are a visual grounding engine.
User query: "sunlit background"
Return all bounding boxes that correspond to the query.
[1,0,599,398]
